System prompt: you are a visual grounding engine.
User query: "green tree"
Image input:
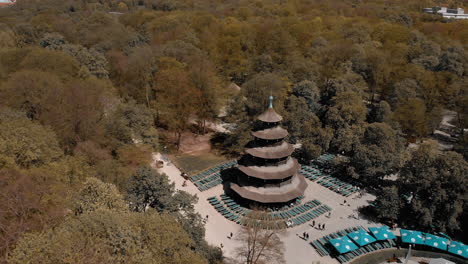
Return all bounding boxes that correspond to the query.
[106,100,159,149]
[350,123,404,182]
[374,186,402,223]
[126,166,222,264]
[240,73,289,118]
[40,32,109,78]
[126,166,196,213]
[8,209,208,264]
[73,177,128,215]
[392,98,428,137]
[0,108,62,168]
[399,141,467,234]
[292,80,321,113]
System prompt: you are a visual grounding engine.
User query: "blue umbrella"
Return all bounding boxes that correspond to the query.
[400,229,424,244]
[423,233,449,251]
[347,229,377,246]
[369,226,397,241]
[447,241,468,258]
[329,236,359,254]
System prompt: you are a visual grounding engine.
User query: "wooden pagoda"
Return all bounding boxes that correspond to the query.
[229,96,308,204]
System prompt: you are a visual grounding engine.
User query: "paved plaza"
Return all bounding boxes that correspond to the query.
[152,153,379,264]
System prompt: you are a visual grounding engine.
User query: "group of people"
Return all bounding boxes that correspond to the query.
[310,220,326,230]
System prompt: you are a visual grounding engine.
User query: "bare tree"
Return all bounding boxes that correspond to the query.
[235,210,285,264]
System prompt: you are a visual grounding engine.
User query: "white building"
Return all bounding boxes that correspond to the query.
[423,6,468,20]
[0,0,15,6]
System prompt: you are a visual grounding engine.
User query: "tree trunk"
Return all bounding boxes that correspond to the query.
[176,131,182,151]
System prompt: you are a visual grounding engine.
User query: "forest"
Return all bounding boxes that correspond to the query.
[0,0,467,263]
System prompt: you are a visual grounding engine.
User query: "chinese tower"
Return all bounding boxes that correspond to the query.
[229,96,308,204]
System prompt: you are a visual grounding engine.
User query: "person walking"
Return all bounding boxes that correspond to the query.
[230,232,233,239]
[312,220,315,227]
[323,224,326,230]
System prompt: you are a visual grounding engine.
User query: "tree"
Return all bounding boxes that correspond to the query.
[350,123,404,182]
[189,56,221,134]
[121,46,158,106]
[126,166,222,264]
[126,166,196,213]
[0,24,17,48]
[8,209,208,264]
[392,98,428,137]
[40,32,109,78]
[235,210,285,264]
[73,177,128,215]
[372,186,402,223]
[240,73,289,118]
[368,100,392,123]
[292,80,321,113]
[284,95,332,154]
[399,141,467,234]
[437,45,467,77]
[325,91,367,130]
[155,58,200,150]
[18,48,81,81]
[42,78,114,151]
[0,168,67,260]
[0,108,62,168]
[105,100,159,150]
[0,70,62,120]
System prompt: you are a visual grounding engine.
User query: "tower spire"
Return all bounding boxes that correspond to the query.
[268,95,274,109]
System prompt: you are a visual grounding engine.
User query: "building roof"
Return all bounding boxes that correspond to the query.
[252,126,288,140]
[230,173,307,203]
[245,141,294,159]
[227,82,241,92]
[238,158,300,180]
[258,108,283,123]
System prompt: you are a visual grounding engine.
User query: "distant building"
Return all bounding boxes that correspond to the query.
[0,0,15,7]
[423,6,468,20]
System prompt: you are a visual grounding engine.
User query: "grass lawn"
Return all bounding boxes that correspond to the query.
[169,152,231,175]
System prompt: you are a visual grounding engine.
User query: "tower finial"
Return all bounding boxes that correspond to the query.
[268,95,274,108]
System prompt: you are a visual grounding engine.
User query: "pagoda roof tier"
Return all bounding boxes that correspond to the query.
[230,174,307,203]
[252,126,288,140]
[258,108,283,123]
[238,158,300,180]
[245,141,294,159]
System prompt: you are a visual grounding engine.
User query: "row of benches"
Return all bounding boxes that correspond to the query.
[190,160,237,191]
[301,165,358,197]
[190,160,236,181]
[207,195,331,229]
[336,239,396,263]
